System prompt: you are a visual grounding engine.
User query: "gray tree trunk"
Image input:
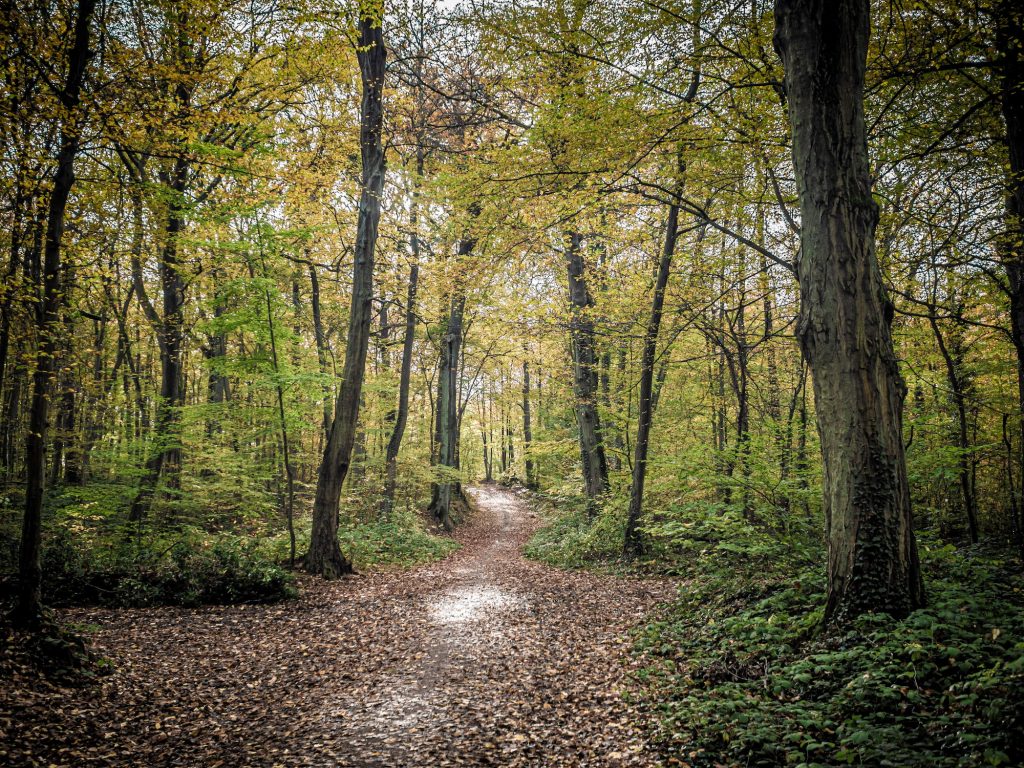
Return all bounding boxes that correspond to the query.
[307,3,386,577]
[624,197,679,559]
[428,238,471,529]
[382,261,419,518]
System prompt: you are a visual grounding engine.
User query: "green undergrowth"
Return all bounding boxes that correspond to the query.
[332,512,459,569]
[1,487,456,609]
[634,541,1024,767]
[523,492,633,568]
[22,527,297,608]
[524,495,1023,766]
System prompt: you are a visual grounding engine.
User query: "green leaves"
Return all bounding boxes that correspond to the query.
[634,546,1024,767]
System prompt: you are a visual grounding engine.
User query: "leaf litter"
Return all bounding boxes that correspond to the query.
[1,486,675,767]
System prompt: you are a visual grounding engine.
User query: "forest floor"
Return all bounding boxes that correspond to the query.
[1,485,676,767]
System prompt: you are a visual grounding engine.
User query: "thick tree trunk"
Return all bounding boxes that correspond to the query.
[624,199,679,559]
[15,0,95,628]
[307,2,386,577]
[774,0,924,624]
[565,231,609,513]
[996,2,1024,530]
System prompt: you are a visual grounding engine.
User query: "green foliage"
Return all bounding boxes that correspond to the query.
[635,544,1024,767]
[337,511,459,569]
[523,493,627,567]
[0,524,296,608]
[525,493,820,573]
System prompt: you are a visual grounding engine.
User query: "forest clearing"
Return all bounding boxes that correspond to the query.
[2,0,1024,765]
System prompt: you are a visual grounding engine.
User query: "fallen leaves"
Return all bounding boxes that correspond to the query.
[1,486,675,767]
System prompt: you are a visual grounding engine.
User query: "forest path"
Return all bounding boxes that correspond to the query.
[4,486,674,767]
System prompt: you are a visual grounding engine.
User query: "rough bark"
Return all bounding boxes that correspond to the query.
[565,231,609,513]
[774,0,924,623]
[996,1,1024,531]
[307,2,386,577]
[15,0,95,628]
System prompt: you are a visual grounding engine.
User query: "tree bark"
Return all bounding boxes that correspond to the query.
[15,0,95,628]
[522,357,535,489]
[309,262,333,437]
[428,244,471,529]
[565,231,609,514]
[928,314,979,543]
[996,1,1024,531]
[774,0,924,624]
[307,1,386,577]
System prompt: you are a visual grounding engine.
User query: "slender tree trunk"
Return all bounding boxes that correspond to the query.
[307,2,386,577]
[428,265,469,529]
[928,315,979,543]
[382,262,419,517]
[624,196,679,558]
[128,153,189,523]
[308,262,333,436]
[565,231,609,514]
[522,357,535,489]
[775,0,924,623]
[15,0,95,628]
[264,283,296,567]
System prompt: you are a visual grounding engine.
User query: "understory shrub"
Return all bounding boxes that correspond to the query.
[634,542,1024,767]
[336,511,459,568]
[0,526,296,608]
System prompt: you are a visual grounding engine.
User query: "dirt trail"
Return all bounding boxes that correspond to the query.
[2,486,675,767]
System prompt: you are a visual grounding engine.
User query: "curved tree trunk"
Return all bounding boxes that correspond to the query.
[307,0,386,577]
[774,0,924,624]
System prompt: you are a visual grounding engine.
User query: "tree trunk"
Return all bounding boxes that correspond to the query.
[15,0,95,628]
[565,231,609,514]
[307,2,386,577]
[928,314,979,543]
[774,0,924,624]
[128,153,189,523]
[308,262,333,436]
[624,197,679,559]
[522,357,535,489]
[996,1,1024,531]
[382,261,419,518]
[428,258,470,529]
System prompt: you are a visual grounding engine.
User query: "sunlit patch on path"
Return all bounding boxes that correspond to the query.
[6,486,675,767]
